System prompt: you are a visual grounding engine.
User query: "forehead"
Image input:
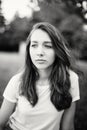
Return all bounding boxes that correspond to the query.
[30,29,51,41]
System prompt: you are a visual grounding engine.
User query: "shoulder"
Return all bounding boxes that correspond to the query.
[69,70,79,80]
[5,72,23,93]
[9,72,23,84]
[69,70,79,87]
[3,72,23,102]
[69,69,79,89]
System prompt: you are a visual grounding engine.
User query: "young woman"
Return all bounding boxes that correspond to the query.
[0,22,80,130]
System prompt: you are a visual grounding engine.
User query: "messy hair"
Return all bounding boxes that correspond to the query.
[21,22,72,111]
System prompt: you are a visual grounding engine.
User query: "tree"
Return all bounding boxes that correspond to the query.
[30,0,87,60]
[0,0,5,33]
[38,0,87,23]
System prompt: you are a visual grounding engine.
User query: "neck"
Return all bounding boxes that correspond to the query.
[37,68,51,86]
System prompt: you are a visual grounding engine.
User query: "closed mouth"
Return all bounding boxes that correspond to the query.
[35,59,46,63]
[36,59,46,61]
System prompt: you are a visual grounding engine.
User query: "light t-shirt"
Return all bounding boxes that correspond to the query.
[3,70,80,130]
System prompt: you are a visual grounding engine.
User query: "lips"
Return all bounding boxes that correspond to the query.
[36,59,46,61]
[35,59,46,63]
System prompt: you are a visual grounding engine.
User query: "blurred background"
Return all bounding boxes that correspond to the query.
[0,0,87,130]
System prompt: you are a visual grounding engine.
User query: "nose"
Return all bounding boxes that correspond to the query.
[37,46,44,56]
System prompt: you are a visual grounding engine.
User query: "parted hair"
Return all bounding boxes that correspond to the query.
[20,22,72,111]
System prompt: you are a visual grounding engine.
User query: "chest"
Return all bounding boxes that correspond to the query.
[16,86,63,117]
[16,88,57,116]
[11,86,64,129]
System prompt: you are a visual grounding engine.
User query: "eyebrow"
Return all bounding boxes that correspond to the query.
[31,41,52,44]
[31,41,38,43]
[44,41,52,44]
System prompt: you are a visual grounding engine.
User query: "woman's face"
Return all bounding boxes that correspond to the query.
[29,29,55,71]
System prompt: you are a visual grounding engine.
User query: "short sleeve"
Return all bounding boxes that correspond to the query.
[69,70,80,102]
[3,74,21,103]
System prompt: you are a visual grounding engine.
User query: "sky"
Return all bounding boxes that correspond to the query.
[2,0,40,23]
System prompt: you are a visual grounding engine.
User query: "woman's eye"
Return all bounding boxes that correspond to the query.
[31,44,37,47]
[45,45,52,48]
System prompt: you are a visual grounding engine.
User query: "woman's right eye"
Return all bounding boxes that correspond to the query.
[31,44,37,47]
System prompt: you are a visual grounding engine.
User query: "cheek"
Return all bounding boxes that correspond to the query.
[29,48,34,57]
[48,51,55,63]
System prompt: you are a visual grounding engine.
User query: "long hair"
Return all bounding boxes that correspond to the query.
[20,22,72,111]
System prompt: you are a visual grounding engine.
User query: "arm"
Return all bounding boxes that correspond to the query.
[0,99,16,130]
[60,102,76,130]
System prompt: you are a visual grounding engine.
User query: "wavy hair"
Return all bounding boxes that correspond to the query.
[20,22,72,111]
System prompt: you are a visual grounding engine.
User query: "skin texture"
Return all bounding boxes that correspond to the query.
[29,29,56,86]
[30,29,55,72]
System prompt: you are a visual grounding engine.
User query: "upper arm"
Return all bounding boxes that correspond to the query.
[0,99,16,127]
[60,102,76,130]
[60,71,80,130]
[0,75,20,128]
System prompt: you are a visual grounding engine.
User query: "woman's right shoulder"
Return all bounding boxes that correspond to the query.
[8,72,23,86]
[3,72,24,102]
[10,71,23,83]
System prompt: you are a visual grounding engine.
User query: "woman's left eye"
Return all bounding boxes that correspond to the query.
[44,45,52,48]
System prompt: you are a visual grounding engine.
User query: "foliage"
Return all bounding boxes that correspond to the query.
[0,0,87,59]
[33,1,87,59]
[39,0,87,22]
[0,15,30,52]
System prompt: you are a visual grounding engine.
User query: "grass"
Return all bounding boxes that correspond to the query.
[0,52,87,130]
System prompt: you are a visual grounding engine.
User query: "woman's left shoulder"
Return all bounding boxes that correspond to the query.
[69,70,79,80]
